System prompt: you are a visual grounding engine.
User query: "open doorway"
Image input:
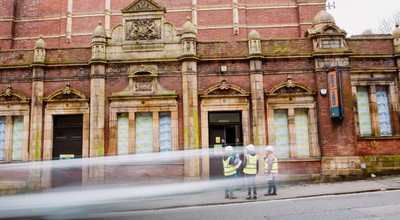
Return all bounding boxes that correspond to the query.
[208,112,242,179]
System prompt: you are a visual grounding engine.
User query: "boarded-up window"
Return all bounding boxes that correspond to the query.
[376,86,392,135]
[357,86,392,136]
[159,112,172,152]
[12,116,23,161]
[135,112,153,153]
[295,109,310,157]
[274,110,289,158]
[357,87,372,136]
[117,114,129,155]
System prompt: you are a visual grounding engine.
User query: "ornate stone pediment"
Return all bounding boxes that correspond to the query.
[110,65,177,99]
[45,83,88,102]
[267,75,315,95]
[201,80,249,97]
[122,0,165,13]
[120,0,174,51]
[0,84,30,103]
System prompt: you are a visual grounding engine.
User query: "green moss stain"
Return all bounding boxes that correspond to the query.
[193,109,199,149]
[364,156,377,162]
[362,155,400,176]
[264,41,292,55]
[98,143,104,156]
[35,123,40,161]
[184,127,189,149]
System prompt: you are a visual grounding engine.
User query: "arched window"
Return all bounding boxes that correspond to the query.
[266,76,320,158]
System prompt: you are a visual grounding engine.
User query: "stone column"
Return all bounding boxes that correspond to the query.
[248,30,266,146]
[181,18,200,179]
[191,0,198,27]
[90,65,106,158]
[232,0,239,35]
[29,37,46,161]
[248,30,266,174]
[90,22,107,158]
[86,22,107,185]
[66,0,73,43]
[105,0,111,37]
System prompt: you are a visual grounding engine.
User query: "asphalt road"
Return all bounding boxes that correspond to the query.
[89,190,400,220]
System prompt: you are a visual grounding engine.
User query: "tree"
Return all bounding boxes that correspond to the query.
[361,29,374,35]
[377,10,400,34]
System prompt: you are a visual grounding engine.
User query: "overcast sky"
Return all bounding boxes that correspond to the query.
[328,0,400,36]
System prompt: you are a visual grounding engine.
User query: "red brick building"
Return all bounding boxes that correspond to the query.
[1,0,400,190]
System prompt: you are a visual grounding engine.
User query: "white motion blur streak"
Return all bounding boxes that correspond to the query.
[0,147,249,219]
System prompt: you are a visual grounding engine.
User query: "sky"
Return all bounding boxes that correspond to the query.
[328,0,400,36]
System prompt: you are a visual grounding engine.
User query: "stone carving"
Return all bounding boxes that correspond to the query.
[275,76,309,94]
[126,19,161,40]
[132,0,158,10]
[5,84,12,96]
[135,80,153,92]
[0,84,29,102]
[63,82,71,95]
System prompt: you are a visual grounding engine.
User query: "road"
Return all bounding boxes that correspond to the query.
[90,190,400,220]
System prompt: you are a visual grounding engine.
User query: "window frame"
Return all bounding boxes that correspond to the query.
[109,99,178,155]
[0,89,30,163]
[353,81,399,138]
[267,100,319,158]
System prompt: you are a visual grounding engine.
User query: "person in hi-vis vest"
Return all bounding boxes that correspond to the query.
[264,145,278,196]
[243,144,259,199]
[222,146,237,199]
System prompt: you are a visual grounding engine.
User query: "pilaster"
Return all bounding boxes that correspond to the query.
[181,17,200,179]
[248,30,266,147]
[29,37,46,161]
[89,22,107,157]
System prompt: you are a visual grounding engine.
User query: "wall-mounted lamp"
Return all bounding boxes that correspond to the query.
[320,88,327,97]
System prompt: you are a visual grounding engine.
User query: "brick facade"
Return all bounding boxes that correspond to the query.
[1,0,400,191]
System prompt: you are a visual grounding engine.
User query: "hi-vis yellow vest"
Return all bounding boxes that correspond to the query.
[223,156,237,176]
[264,154,278,173]
[243,154,259,175]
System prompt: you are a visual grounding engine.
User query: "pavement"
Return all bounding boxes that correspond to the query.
[124,175,400,211]
[1,175,400,219]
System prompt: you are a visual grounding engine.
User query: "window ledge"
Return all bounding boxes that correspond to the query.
[357,135,400,140]
[278,157,321,162]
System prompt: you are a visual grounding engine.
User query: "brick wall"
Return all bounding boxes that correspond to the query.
[0,0,326,49]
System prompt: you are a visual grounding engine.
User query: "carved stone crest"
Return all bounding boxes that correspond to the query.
[125,19,161,40]
[135,80,153,92]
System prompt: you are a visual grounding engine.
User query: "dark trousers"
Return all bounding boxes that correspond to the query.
[245,174,257,195]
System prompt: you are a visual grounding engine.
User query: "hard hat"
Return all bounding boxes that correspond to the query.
[225,146,233,153]
[246,144,255,152]
[265,145,274,152]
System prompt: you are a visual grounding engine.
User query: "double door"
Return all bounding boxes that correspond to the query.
[52,115,83,187]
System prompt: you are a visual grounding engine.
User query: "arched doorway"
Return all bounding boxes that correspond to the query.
[200,81,250,179]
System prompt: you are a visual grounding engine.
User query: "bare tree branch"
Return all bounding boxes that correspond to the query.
[377,10,400,34]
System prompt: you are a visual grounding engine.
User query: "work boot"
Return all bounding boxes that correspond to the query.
[264,192,277,196]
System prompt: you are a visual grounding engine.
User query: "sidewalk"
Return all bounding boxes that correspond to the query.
[126,175,400,211]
